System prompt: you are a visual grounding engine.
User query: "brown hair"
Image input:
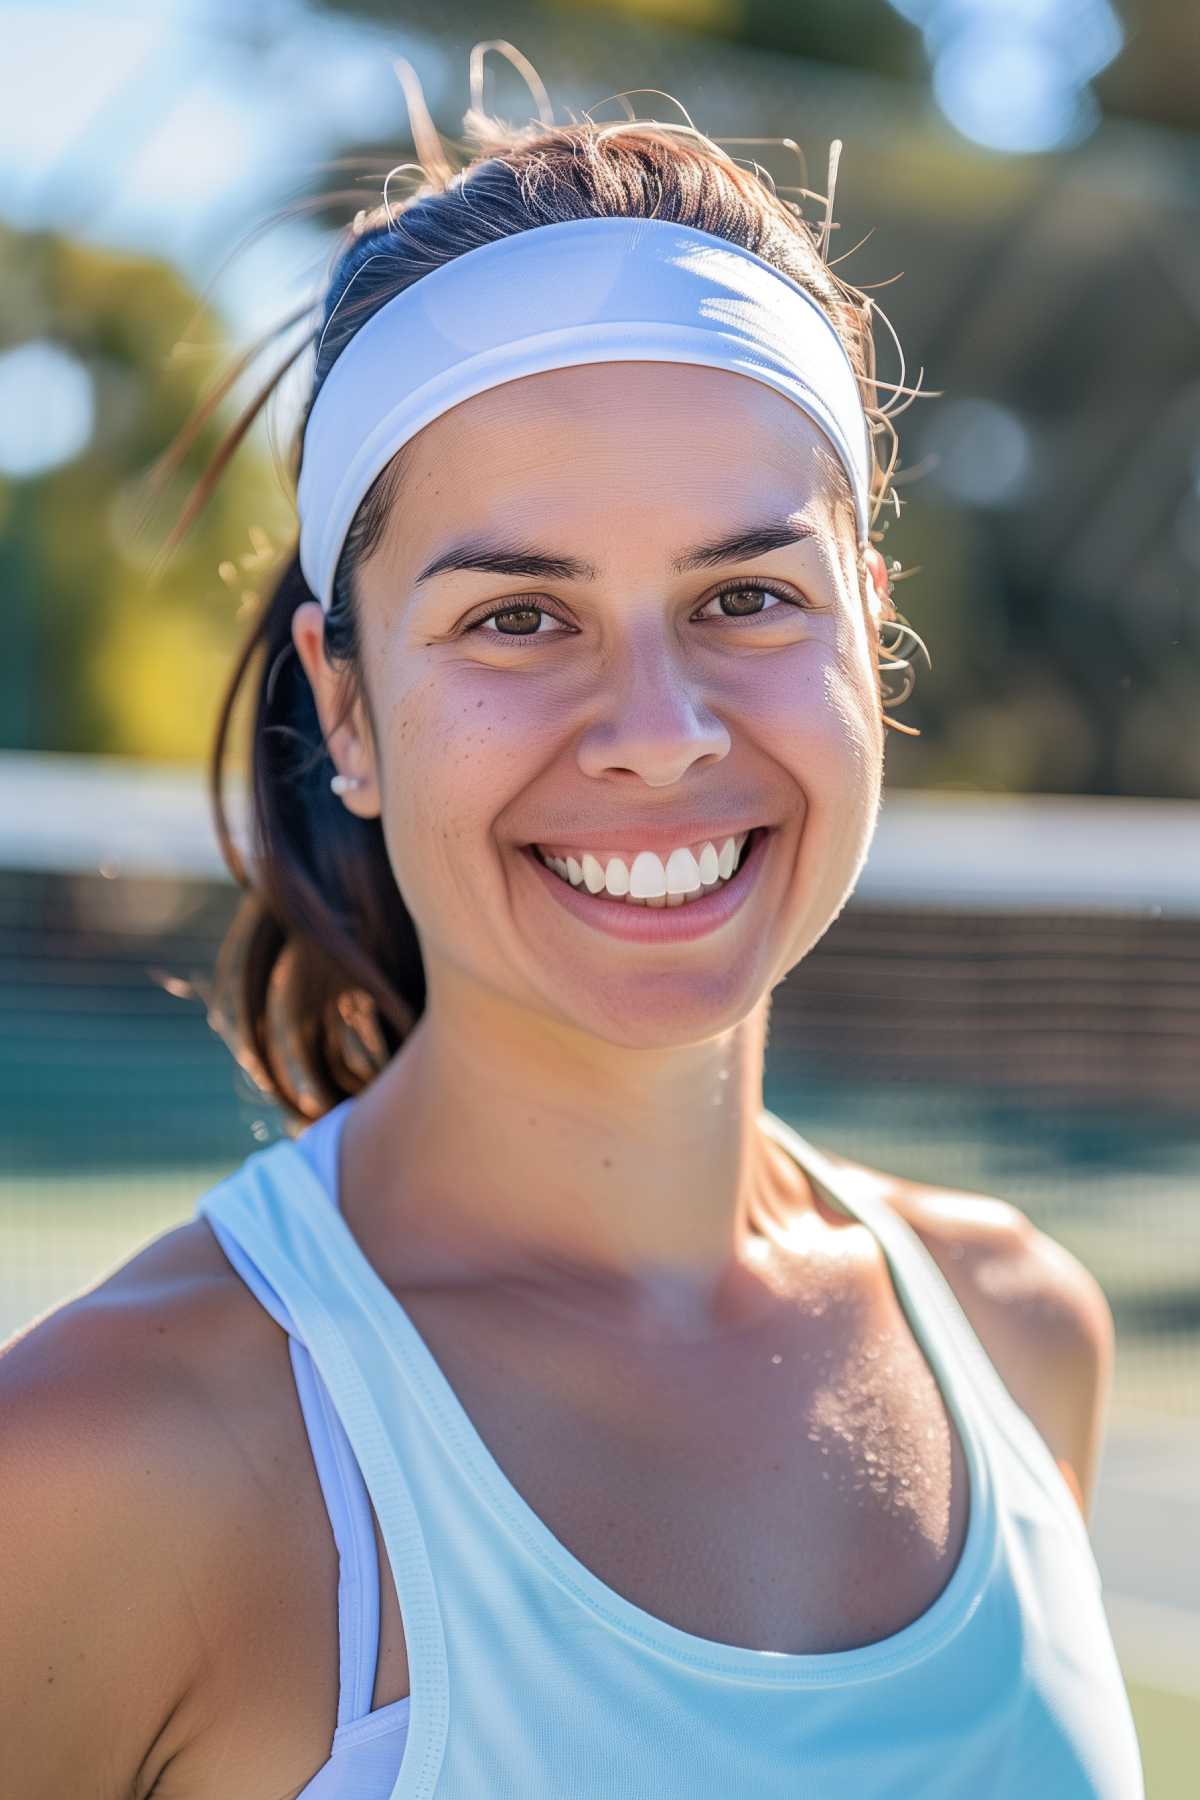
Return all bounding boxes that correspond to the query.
[146,45,931,1129]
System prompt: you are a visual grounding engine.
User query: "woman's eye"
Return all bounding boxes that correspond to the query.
[699,583,802,622]
[467,603,569,640]
[464,582,804,643]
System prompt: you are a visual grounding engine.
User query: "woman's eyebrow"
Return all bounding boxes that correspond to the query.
[412,516,818,588]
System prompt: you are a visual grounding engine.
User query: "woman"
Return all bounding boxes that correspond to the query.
[2,52,1144,1800]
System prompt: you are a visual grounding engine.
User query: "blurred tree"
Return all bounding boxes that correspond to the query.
[0,221,292,761]
[544,0,920,82]
[324,0,1197,134]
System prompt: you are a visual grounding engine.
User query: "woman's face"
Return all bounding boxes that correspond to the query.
[297,359,891,1048]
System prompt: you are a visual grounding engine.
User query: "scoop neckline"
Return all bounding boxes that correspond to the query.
[287,1101,994,1688]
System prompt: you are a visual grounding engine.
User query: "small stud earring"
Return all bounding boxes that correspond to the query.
[330,773,363,795]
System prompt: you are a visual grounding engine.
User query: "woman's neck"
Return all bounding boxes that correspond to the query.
[336,992,826,1341]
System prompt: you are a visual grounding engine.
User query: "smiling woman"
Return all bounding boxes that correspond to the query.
[2,38,1143,1800]
[140,65,931,1117]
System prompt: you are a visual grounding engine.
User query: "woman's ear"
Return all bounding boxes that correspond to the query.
[290,600,381,817]
[861,544,895,630]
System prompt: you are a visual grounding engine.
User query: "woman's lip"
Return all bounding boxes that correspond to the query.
[520,826,775,944]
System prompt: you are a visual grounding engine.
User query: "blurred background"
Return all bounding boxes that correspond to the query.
[1,0,1197,1785]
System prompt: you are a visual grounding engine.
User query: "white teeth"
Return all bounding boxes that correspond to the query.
[537,832,755,905]
[629,850,668,899]
[601,854,630,896]
[665,847,702,895]
[581,853,607,894]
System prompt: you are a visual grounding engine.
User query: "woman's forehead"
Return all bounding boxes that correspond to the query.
[397,364,844,540]
[409,362,828,468]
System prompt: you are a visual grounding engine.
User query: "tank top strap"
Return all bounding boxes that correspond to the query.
[206,1211,297,1336]
[288,1336,383,1726]
[204,1199,383,1727]
[760,1110,997,1395]
[196,1140,452,1794]
[758,1109,1101,1564]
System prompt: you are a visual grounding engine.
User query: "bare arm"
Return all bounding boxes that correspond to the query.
[993,1224,1117,1525]
[0,1297,207,1799]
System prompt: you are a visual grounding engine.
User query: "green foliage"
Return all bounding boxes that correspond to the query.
[0,221,294,760]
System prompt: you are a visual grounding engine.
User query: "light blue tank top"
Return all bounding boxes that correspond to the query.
[196,1099,1144,1799]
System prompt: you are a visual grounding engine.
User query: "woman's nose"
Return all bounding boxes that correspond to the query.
[574,640,732,785]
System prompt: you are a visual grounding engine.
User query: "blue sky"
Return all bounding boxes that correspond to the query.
[0,0,444,343]
[0,0,456,472]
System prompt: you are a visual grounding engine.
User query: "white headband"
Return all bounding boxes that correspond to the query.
[297,216,873,611]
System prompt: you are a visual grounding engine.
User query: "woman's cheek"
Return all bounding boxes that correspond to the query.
[379,678,529,912]
[816,649,885,773]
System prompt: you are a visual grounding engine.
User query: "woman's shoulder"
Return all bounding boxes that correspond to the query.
[819,1143,1114,1518]
[0,1209,298,1589]
[0,1214,313,1790]
[846,1149,1112,1363]
[0,1211,288,1421]
[1,1208,261,1425]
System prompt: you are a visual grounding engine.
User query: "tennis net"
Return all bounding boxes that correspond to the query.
[2,751,1197,1425]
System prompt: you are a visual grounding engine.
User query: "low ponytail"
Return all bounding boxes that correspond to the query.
[206,547,423,1121]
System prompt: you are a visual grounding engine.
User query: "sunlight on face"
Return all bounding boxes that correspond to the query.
[351,361,885,1048]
